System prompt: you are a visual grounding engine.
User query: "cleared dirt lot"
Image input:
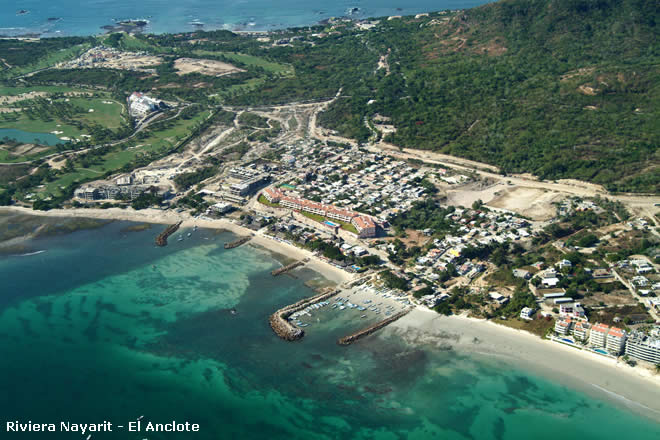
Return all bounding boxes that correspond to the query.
[487,186,565,220]
[174,58,245,77]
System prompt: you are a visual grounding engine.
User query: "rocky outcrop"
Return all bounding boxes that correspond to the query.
[224,235,252,249]
[337,309,411,345]
[269,289,337,341]
[155,221,182,247]
[271,259,306,276]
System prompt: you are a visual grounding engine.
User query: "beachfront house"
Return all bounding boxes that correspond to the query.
[520,307,535,320]
[559,302,585,320]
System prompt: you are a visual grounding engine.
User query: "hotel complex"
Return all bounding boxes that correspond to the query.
[262,187,378,238]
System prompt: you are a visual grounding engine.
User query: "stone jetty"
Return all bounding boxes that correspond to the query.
[224,235,252,249]
[337,308,411,345]
[155,221,182,246]
[271,258,308,276]
[269,289,338,341]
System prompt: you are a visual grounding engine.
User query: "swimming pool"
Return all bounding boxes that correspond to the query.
[594,348,608,355]
[323,220,340,227]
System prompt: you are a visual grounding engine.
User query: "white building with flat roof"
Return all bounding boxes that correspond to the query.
[625,332,660,364]
[559,302,585,319]
[520,307,535,320]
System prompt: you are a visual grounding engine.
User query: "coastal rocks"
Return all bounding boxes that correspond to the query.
[337,309,411,345]
[155,221,182,247]
[271,259,307,276]
[224,235,252,249]
[269,289,338,341]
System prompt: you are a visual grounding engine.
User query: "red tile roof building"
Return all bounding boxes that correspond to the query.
[261,187,377,237]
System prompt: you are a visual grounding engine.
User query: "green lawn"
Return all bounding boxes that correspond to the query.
[257,194,280,207]
[0,95,127,152]
[0,114,83,138]
[299,210,358,234]
[98,34,160,52]
[67,97,126,129]
[37,110,211,198]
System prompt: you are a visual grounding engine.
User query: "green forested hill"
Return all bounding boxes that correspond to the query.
[316,0,659,192]
[1,0,657,194]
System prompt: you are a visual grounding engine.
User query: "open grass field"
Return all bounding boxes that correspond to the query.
[67,97,126,129]
[98,34,159,53]
[0,85,85,96]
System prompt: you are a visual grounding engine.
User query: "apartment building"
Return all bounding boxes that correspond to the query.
[606,327,627,355]
[625,331,660,364]
[589,323,610,348]
[555,318,572,336]
[573,321,590,342]
[261,187,377,237]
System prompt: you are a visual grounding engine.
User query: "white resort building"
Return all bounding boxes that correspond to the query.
[554,318,572,336]
[573,321,590,342]
[589,323,610,348]
[624,331,660,364]
[605,327,627,355]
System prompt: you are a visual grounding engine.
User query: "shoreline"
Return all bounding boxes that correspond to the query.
[0,205,354,285]
[3,205,659,420]
[390,308,660,420]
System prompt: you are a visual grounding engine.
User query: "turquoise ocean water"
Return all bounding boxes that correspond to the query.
[0,221,659,439]
[4,0,491,37]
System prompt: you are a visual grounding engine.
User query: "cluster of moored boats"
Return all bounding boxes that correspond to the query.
[176,225,198,242]
[288,285,412,328]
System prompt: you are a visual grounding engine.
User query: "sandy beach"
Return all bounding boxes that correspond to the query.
[390,309,660,419]
[0,206,354,285]
[4,205,659,420]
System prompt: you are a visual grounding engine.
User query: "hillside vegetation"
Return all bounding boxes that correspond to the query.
[317,0,660,192]
[0,0,657,195]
